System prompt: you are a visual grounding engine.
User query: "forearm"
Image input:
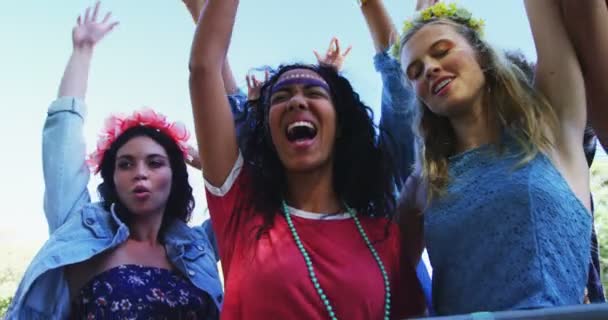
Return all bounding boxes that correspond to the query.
[57,47,94,99]
[43,97,91,233]
[185,0,240,95]
[398,173,425,267]
[525,0,586,137]
[189,0,238,71]
[561,0,608,146]
[189,0,240,186]
[376,53,418,184]
[360,0,398,53]
[222,59,239,95]
[379,113,417,187]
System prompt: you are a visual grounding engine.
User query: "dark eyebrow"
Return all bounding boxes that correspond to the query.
[116,155,134,161]
[270,86,291,97]
[116,153,167,161]
[146,154,167,159]
[304,84,330,92]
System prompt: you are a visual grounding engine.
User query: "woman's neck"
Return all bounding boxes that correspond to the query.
[128,211,164,245]
[285,163,341,214]
[450,100,500,154]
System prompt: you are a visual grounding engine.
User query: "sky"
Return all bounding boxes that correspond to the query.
[0,0,591,245]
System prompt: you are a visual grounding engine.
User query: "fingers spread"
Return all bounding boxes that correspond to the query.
[246,75,252,88]
[334,37,341,54]
[108,21,119,31]
[84,7,91,24]
[342,45,352,58]
[102,11,112,24]
[313,50,322,62]
[92,1,101,22]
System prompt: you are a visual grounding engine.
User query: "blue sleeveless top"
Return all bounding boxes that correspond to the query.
[70,264,218,319]
[424,136,591,315]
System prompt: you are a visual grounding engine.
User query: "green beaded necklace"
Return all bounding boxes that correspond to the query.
[281,201,391,320]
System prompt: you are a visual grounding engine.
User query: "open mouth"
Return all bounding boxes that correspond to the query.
[286,121,317,142]
[433,78,453,95]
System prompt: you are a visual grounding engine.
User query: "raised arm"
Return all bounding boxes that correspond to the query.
[359,0,399,52]
[371,1,436,187]
[189,0,239,186]
[560,0,608,150]
[44,2,118,233]
[524,0,590,208]
[183,0,240,96]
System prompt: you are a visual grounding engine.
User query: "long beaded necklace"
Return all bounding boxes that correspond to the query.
[281,201,391,320]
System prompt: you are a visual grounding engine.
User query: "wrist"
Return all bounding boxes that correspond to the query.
[72,46,94,58]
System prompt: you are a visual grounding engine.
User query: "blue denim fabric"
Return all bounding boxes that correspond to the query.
[374,51,418,190]
[6,97,223,320]
[228,90,250,149]
[374,51,434,311]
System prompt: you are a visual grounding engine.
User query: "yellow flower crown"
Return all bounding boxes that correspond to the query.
[391,2,485,58]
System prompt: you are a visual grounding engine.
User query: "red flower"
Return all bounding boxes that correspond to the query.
[87,108,190,173]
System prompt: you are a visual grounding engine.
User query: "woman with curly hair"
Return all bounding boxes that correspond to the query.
[188,1,426,319]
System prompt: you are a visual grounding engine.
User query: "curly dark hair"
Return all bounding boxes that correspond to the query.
[97,126,195,240]
[242,63,397,237]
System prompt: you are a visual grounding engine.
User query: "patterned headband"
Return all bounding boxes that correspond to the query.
[271,73,330,95]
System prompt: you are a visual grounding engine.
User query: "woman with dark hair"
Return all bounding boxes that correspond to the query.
[188,1,425,319]
[6,3,222,319]
[397,0,601,315]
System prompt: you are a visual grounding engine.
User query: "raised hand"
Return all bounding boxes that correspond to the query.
[415,0,440,11]
[72,1,119,50]
[246,70,270,101]
[313,37,352,72]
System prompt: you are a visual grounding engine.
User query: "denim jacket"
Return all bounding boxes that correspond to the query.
[6,97,223,320]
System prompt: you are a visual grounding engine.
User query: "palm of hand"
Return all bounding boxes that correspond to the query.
[72,2,118,49]
[323,51,346,70]
[314,37,352,72]
[73,23,111,48]
[246,70,269,101]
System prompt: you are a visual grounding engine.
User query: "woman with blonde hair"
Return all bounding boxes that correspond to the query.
[397,1,600,315]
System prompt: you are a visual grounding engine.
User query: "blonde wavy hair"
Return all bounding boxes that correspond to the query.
[399,19,558,202]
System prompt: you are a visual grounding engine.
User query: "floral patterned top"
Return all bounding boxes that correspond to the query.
[70,264,218,320]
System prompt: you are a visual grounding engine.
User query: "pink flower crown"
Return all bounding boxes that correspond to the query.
[87,108,191,173]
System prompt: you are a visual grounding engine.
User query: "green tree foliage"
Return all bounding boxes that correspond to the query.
[0,296,12,317]
[590,160,608,298]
